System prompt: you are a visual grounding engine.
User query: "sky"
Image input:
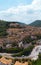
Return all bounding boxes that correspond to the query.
[0,0,41,24]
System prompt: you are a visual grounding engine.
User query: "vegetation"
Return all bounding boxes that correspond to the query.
[0,20,8,37]
[0,20,26,37]
[32,59,41,65]
[38,53,41,60]
[0,55,2,58]
[12,58,41,65]
[36,34,41,39]
[12,45,34,57]
[5,47,23,53]
[29,20,41,27]
[23,36,34,44]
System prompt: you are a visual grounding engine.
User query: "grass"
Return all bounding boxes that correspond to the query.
[36,59,41,65]
[32,59,41,65]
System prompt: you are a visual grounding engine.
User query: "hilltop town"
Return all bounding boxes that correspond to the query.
[0,20,41,49]
[0,20,41,65]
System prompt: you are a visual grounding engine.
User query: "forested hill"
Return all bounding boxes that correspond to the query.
[29,20,41,27]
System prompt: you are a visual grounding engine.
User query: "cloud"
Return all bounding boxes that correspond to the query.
[0,0,41,24]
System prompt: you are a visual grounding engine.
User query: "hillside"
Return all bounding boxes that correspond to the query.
[0,20,9,37]
[29,20,41,27]
[0,20,41,56]
[0,20,26,37]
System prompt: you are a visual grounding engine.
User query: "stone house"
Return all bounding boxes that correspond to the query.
[18,42,23,48]
[6,44,12,48]
[31,35,37,40]
[36,39,41,45]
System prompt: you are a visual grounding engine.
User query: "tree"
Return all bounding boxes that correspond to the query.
[38,53,41,60]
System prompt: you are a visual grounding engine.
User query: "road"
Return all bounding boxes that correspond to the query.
[29,45,41,60]
[0,45,41,60]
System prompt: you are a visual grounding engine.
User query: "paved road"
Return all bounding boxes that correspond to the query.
[29,45,41,60]
[0,45,41,60]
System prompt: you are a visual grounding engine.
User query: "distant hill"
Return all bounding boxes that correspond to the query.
[29,20,41,27]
